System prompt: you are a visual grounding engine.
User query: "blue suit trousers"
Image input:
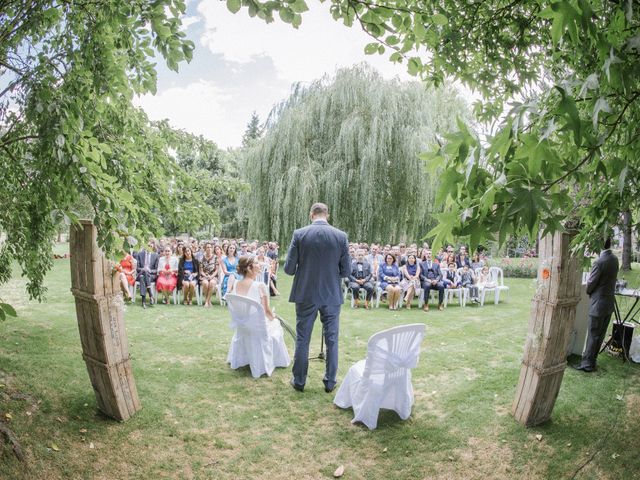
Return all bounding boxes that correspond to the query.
[292,303,341,390]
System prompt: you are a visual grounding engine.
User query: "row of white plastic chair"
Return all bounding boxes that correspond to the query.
[344,266,509,308]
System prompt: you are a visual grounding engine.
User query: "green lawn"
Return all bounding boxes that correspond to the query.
[1,248,639,479]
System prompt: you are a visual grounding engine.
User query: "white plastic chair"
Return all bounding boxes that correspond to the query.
[346,286,369,308]
[478,269,498,306]
[225,293,290,378]
[441,268,466,307]
[180,284,201,305]
[131,281,157,304]
[216,283,227,306]
[334,323,426,430]
[490,266,509,303]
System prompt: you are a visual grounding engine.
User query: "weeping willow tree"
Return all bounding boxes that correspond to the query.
[241,64,469,244]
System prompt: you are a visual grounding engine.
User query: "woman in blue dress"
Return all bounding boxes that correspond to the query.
[379,253,402,310]
[221,243,242,297]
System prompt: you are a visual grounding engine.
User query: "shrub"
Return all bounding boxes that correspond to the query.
[487,257,538,278]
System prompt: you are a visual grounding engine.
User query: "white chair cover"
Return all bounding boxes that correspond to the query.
[225,293,290,378]
[334,323,426,429]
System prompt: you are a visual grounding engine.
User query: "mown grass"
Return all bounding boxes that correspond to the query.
[1,249,639,479]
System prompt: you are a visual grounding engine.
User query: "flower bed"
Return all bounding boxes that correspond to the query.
[487,257,538,278]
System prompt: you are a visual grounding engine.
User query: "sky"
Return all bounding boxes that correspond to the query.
[133,0,415,149]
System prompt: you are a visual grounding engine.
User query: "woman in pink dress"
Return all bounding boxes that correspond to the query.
[156,246,178,304]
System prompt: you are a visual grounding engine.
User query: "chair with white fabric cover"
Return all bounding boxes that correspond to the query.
[334,323,426,430]
[225,293,290,378]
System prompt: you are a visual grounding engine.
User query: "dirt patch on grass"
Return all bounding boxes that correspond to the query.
[431,436,518,479]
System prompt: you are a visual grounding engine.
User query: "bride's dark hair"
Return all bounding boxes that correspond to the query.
[237,256,253,277]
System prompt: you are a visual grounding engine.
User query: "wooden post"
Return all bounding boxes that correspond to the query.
[512,231,582,426]
[70,221,141,421]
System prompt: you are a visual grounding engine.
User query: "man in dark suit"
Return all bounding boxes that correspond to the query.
[135,240,159,309]
[349,249,374,309]
[576,237,619,372]
[420,249,445,311]
[284,202,351,393]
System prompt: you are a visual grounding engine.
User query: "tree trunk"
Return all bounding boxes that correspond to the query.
[512,231,582,427]
[70,221,141,421]
[621,209,632,271]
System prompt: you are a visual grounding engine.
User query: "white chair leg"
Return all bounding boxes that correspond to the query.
[480,288,486,306]
[495,290,500,305]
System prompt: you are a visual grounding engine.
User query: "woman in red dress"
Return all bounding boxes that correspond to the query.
[117,251,136,301]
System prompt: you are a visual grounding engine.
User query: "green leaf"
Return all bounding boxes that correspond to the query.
[556,87,582,147]
[407,57,421,76]
[413,18,426,40]
[364,42,379,55]
[0,309,5,321]
[226,0,241,14]
[279,8,294,24]
[290,0,309,14]
[0,303,17,317]
[431,13,448,26]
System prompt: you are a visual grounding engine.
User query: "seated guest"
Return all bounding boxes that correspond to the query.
[116,250,136,302]
[366,245,384,281]
[442,262,460,289]
[349,249,374,309]
[470,253,484,270]
[391,246,401,265]
[254,247,271,284]
[441,252,456,267]
[239,241,250,257]
[400,254,421,309]
[156,246,178,304]
[178,247,199,305]
[199,242,219,308]
[135,241,159,308]
[379,253,402,310]
[435,247,446,262]
[220,244,241,297]
[398,243,408,266]
[477,265,497,291]
[266,241,279,265]
[420,249,445,311]
[459,265,479,303]
[176,242,185,259]
[456,245,471,269]
[268,255,280,296]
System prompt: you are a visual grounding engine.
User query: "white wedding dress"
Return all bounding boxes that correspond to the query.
[226,281,290,377]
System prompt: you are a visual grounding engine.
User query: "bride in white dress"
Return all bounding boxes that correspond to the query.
[230,256,287,340]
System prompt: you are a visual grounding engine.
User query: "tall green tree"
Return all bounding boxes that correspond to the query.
[229,0,640,253]
[152,122,249,238]
[242,112,263,147]
[240,64,469,244]
[0,1,194,300]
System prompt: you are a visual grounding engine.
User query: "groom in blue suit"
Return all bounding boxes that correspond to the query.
[284,202,351,393]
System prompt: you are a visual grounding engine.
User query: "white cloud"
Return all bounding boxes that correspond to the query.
[134,80,234,145]
[196,0,411,84]
[180,15,200,30]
